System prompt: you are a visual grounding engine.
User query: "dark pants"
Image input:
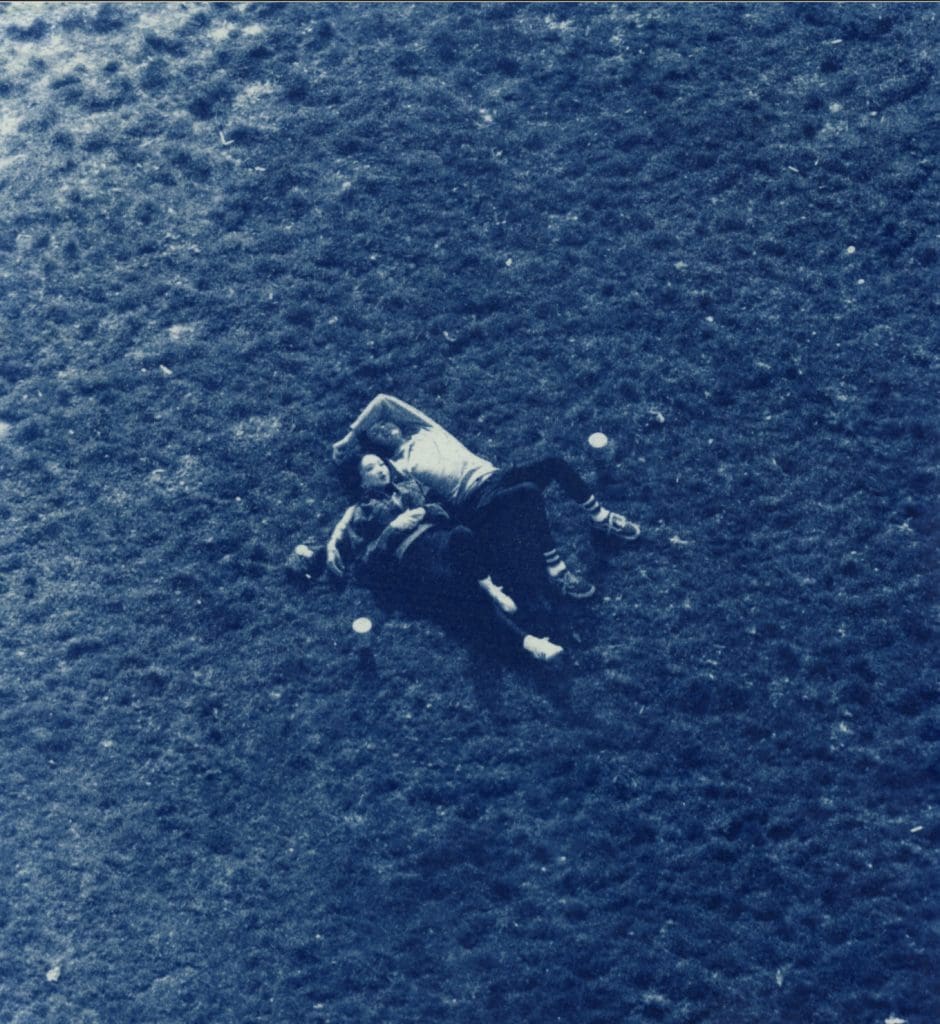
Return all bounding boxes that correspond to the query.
[459,456,593,560]
[398,525,529,643]
[488,457,594,505]
[403,525,489,593]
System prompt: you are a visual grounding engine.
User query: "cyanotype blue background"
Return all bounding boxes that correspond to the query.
[0,3,936,1022]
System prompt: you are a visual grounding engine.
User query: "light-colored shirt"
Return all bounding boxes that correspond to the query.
[394,426,496,505]
[349,394,497,505]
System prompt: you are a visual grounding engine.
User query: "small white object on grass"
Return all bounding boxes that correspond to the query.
[587,431,614,463]
[293,544,315,559]
[46,965,61,983]
[352,617,373,647]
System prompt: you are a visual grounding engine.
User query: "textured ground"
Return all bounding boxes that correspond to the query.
[0,3,937,1023]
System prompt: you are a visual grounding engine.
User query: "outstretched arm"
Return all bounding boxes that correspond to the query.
[333,394,441,460]
[325,504,356,576]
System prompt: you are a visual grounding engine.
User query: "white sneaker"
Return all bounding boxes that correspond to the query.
[523,635,564,662]
[548,568,596,600]
[478,576,517,615]
[591,510,640,541]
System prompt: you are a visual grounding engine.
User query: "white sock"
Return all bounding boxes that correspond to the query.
[581,495,610,523]
[543,549,567,577]
[478,576,517,615]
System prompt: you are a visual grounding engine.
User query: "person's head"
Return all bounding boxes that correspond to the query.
[364,420,403,455]
[359,453,392,492]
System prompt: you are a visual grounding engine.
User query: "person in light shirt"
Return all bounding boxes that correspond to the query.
[332,394,640,599]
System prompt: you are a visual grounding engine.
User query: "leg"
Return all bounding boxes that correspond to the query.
[500,456,640,541]
[444,526,518,614]
[444,530,563,661]
[480,603,565,663]
[496,456,593,503]
[404,529,562,661]
[469,481,556,555]
[442,525,489,581]
[467,483,596,600]
[469,482,556,582]
[403,526,520,609]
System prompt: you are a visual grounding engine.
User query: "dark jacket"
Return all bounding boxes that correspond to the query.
[342,477,449,577]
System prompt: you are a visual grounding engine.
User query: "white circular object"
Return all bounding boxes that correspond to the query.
[588,432,609,450]
[352,617,373,636]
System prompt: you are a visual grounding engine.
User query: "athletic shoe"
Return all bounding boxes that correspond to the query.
[591,510,640,541]
[550,569,596,600]
[523,635,564,661]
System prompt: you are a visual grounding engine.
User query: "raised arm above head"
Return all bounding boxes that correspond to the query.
[350,394,440,435]
[333,395,442,463]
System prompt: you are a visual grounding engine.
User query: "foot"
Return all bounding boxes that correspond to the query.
[478,576,517,615]
[591,510,640,541]
[523,635,564,661]
[549,568,596,600]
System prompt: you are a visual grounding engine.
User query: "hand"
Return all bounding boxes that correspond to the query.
[325,538,344,576]
[390,508,426,531]
[331,433,355,463]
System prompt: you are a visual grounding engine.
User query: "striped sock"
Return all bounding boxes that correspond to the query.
[581,494,609,523]
[543,548,567,578]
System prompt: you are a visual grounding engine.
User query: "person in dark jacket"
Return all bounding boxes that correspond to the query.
[325,454,564,662]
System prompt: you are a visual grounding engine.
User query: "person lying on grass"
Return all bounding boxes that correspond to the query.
[323,453,565,663]
[331,394,640,600]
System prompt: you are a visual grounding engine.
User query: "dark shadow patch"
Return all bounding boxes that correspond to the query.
[7,18,49,42]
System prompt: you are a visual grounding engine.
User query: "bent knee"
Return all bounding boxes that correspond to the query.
[494,482,542,514]
[448,525,478,556]
[542,456,569,474]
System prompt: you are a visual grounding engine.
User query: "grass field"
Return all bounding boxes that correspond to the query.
[0,4,937,1022]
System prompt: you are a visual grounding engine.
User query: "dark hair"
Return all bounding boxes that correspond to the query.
[333,438,367,495]
[363,420,402,456]
[336,448,402,499]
